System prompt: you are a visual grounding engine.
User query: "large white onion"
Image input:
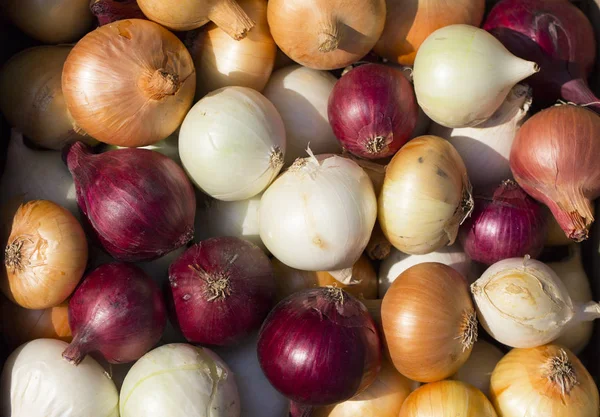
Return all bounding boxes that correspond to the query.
[179,86,286,201]
[0,339,119,417]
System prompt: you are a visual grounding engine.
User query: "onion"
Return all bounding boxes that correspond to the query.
[413,24,539,128]
[3,0,93,44]
[263,65,341,166]
[62,19,195,147]
[0,339,119,417]
[378,244,471,297]
[429,84,532,190]
[378,135,473,255]
[484,0,600,110]
[374,0,485,66]
[460,180,548,266]
[187,0,276,99]
[167,237,276,346]
[451,340,504,397]
[65,142,196,262]
[382,262,477,382]
[266,0,386,70]
[327,64,418,160]
[179,86,286,201]
[259,153,377,279]
[2,200,87,309]
[120,343,241,417]
[90,0,146,26]
[490,345,599,417]
[510,104,600,241]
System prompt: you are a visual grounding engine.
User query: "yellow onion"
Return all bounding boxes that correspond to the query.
[1,200,87,309]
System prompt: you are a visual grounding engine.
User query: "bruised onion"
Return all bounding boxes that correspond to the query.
[327,64,418,160]
[167,237,276,346]
[65,142,196,262]
[62,263,166,365]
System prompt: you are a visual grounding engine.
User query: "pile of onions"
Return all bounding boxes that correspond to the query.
[378,135,472,255]
[263,65,341,166]
[429,83,532,190]
[266,0,386,70]
[258,288,381,407]
[2,200,87,309]
[62,19,195,147]
[259,153,377,278]
[452,340,504,397]
[471,256,600,348]
[382,263,478,382]
[413,24,539,128]
[0,47,93,150]
[65,142,196,262]
[0,339,119,417]
[490,345,599,417]
[62,263,166,365]
[460,180,548,265]
[327,64,418,160]
[179,86,286,201]
[119,344,241,417]
[3,0,93,44]
[167,237,276,346]
[510,105,600,242]
[187,0,276,99]
[374,0,485,65]
[91,0,146,26]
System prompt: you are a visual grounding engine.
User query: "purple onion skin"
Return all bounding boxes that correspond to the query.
[63,263,167,365]
[257,287,381,407]
[327,64,418,160]
[460,180,548,266]
[65,141,196,262]
[168,237,276,346]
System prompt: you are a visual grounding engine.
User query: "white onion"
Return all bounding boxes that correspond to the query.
[452,340,504,397]
[120,343,240,417]
[262,65,341,166]
[259,153,377,275]
[179,86,286,201]
[0,339,119,417]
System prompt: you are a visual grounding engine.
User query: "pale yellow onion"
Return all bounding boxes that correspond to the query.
[452,340,504,397]
[490,345,599,417]
[413,24,539,128]
[188,0,276,99]
[263,65,341,166]
[378,135,473,255]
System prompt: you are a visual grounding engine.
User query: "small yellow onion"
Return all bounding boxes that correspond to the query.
[381,262,478,382]
[490,345,599,417]
[400,380,498,417]
[271,255,378,302]
[452,340,504,397]
[378,135,473,255]
[188,0,276,99]
[1,200,88,309]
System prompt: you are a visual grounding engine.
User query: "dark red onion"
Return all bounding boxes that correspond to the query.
[62,262,166,365]
[90,0,146,26]
[65,141,195,262]
[460,180,548,265]
[257,287,381,407]
[168,237,276,346]
[327,63,418,160]
[484,0,599,110]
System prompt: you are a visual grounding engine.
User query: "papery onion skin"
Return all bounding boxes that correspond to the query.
[2,200,87,309]
[257,287,381,406]
[91,0,146,26]
[63,263,167,365]
[62,19,196,147]
[510,105,600,242]
[66,142,196,262]
[452,340,504,397]
[328,64,418,160]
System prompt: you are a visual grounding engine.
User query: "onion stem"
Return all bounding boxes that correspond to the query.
[208,0,256,40]
[576,301,600,322]
[317,19,340,53]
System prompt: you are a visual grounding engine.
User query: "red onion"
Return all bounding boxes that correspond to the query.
[510,104,600,241]
[327,63,418,159]
[257,287,381,408]
[62,263,166,365]
[65,142,195,262]
[167,237,276,346]
[460,180,548,265]
[484,0,599,110]
[90,0,146,26]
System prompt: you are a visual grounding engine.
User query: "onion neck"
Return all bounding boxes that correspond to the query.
[544,192,593,242]
[560,78,600,113]
[289,402,314,417]
[507,57,540,85]
[208,0,255,41]
[318,19,341,53]
[141,69,181,100]
[62,336,90,366]
[574,301,600,322]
